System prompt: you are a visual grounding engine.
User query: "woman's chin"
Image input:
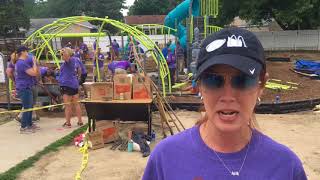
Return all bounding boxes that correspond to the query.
[211,116,243,133]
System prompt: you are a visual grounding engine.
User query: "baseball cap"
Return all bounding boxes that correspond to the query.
[17,46,29,54]
[195,27,265,79]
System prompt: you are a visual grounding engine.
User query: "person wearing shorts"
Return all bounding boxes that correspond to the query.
[59,48,83,128]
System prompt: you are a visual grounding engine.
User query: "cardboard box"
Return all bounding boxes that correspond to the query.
[132,75,152,99]
[113,74,132,100]
[95,120,119,144]
[88,131,104,150]
[90,82,113,101]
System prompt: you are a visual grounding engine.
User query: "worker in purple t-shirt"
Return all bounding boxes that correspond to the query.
[107,60,131,74]
[8,52,41,122]
[166,48,176,85]
[6,53,16,84]
[93,48,105,81]
[59,47,83,128]
[143,28,307,180]
[13,46,39,134]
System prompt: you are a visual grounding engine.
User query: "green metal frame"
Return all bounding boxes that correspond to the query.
[23,16,172,95]
[201,0,219,17]
[133,24,177,35]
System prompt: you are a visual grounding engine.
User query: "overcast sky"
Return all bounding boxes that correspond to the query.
[122,0,135,16]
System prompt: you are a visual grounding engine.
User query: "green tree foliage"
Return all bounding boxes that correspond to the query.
[0,0,30,37]
[214,0,320,30]
[26,0,125,21]
[128,0,184,15]
[238,0,320,30]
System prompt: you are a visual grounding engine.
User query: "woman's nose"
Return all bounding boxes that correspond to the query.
[220,80,236,103]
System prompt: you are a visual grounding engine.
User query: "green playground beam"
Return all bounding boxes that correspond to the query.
[23,16,172,95]
[42,33,106,38]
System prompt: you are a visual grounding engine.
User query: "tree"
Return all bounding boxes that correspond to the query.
[128,0,184,15]
[0,0,30,37]
[214,0,320,30]
[26,0,125,20]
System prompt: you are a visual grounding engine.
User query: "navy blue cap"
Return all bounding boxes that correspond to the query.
[17,46,29,54]
[195,27,265,79]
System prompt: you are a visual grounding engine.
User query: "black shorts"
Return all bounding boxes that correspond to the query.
[60,86,78,96]
[79,73,87,85]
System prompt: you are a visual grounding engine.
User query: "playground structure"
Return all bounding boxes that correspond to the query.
[164,0,222,69]
[23,16,172,95]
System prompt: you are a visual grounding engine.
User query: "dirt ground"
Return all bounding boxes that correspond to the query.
[18,110,320,180]
[262,61,320,103]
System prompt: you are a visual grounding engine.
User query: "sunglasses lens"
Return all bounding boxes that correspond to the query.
[231,74,258,89]
[201,74,224,89]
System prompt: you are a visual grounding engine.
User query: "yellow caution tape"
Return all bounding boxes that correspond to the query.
[0,101,80,114]
[75,128,90,180]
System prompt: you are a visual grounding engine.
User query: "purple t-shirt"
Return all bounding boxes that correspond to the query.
[166,53,176,69]
[39,67,48,77]
[75,57,87,74]
[15,59,34,90]
[143,126,307,180]
[59,57,79,89]
[94,53,104,68]
[26,53,37,85]
[80,43,88,52]
[8,62,15,69]
[108,60,131,73]
[74,51,81,59]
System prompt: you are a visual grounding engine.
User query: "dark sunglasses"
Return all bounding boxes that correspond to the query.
[200,72,259,90]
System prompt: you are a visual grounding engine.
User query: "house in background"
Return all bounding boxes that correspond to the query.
[229,17,283,32]
[27,18,97,50]
[124,15,166,35]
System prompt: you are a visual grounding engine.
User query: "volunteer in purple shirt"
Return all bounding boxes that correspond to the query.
[59,48,83,128]
[143,28,307,180]
[166,48,176,85]
[107,60,131,74]
[74,57,87,85]
[6,53,16,83]
[93,48,105,81]
[13,46,39,134]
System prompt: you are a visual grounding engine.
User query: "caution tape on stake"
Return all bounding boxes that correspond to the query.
[75,128,90,180]
[0,101,83,114]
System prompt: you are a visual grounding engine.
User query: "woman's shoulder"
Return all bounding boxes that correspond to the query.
[151,126,196,155]
[256,130,302,163]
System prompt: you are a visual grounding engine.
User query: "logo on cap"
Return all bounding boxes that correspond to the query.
[227,35,247,48]
[206,39,226,52]
[206,35,248,53]
[249,68,255,75]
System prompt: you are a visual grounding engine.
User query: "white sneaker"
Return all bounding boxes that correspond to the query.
[20,127,35,134]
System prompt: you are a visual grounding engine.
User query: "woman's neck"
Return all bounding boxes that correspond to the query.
[200,121,252,153]
[19,56,27,60]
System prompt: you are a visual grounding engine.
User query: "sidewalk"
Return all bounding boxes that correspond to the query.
[0,116,86,173]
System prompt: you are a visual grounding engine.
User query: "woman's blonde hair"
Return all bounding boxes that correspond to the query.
[10,52,18,64]
[196,69,267,130]
[61,47,73,56]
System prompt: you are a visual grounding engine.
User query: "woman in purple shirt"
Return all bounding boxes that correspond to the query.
[59,48,83,128]
[13,46,39,134]
[143,28,307,180]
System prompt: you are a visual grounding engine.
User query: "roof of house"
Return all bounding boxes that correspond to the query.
[26,18,97,36]
[124,15,166,25]
[229,16,283,31]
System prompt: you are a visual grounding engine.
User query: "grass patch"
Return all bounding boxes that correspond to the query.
[0,125,88,180]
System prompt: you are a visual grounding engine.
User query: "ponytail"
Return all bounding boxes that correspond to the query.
[10,52,18,64]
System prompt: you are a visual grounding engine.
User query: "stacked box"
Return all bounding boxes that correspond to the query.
[132,74,152,99]
[90,82,113,101]
[113,74,132,100]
